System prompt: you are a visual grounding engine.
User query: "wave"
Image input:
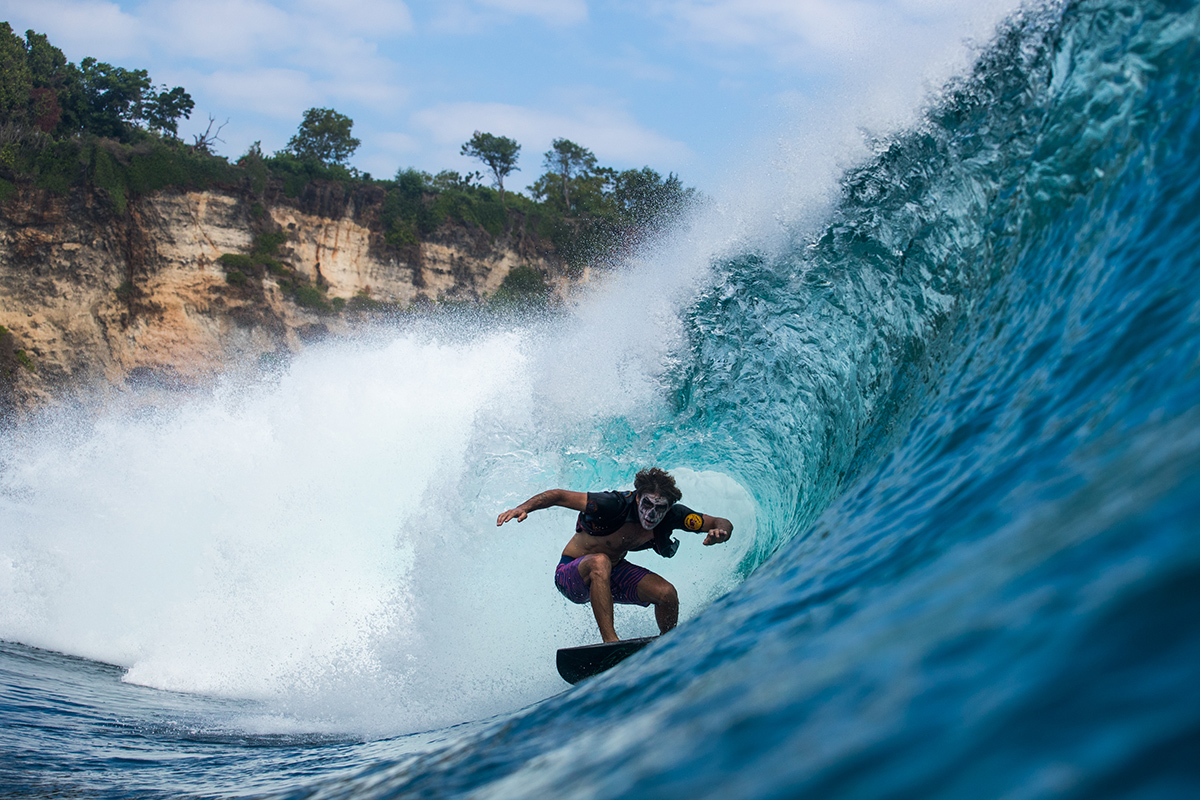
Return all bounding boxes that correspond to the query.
[2,0,1199,796]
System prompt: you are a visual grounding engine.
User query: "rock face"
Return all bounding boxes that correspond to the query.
[0,182,565,417]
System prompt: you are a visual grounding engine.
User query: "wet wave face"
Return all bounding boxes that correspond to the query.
[3,0,1200,797]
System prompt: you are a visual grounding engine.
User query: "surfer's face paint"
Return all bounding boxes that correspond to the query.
[638,493,671,529]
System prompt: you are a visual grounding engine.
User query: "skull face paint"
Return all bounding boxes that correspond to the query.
[637,493,671,530]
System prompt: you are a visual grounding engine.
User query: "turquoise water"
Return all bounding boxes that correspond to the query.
[3,0,1200,796]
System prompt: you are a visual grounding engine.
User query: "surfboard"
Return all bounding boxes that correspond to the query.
[556,636,657,684]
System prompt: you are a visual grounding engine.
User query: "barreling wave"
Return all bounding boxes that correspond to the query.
[655,0,1199,563]
[307,0,1200,795]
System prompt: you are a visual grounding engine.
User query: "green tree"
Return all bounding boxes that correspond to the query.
[540,138,597,212]
[23,30,67,87]
[285,107,360,165]
[431,168,482,192]
[24,32,81,135]
[613,167,695,228]
[460,130,520,200]
[0,27,188,140]
[76,57,152,139]
[0,23,33,125]
[140,85,194,138]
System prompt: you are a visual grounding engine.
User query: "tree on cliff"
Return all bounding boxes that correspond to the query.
[75,58,151,138]
[139,85,194,138]
[460,131,520,200]
[23,30,76,133]
[285,108,361,166]
[0,23,33,125]
[77,59,195,139]
[0,24,76,134]
[535,138,598,213]
[0,24,192,140]
[612,167,696,230]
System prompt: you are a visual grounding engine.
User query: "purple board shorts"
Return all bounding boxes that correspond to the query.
[555,555,652,607]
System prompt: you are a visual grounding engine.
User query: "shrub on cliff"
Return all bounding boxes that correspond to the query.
[526,140,699,268]
[216,231,341,314]
[84,138,237,213]
[266,150,362,198]
[292,284,338,313]
[218,253,255,273]
[380,167,510,242]
[490,264,549,309]
[217,231,291,284]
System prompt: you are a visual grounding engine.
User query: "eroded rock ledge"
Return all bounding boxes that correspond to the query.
[0,182,569,417]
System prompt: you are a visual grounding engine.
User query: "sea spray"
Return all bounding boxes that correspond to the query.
[0,314,757,734]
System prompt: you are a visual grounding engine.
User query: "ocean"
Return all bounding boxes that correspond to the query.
[2,0,1199,797]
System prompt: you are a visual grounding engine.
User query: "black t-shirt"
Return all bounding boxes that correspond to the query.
[575,490,705,558]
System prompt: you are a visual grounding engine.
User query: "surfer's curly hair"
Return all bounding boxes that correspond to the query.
[634,467,682,504]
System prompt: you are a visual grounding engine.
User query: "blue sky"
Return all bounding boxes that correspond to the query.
[1,0,1023,194]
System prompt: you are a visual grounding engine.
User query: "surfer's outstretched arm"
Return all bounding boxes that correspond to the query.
[497,489,588,525]
[699,513,734,546]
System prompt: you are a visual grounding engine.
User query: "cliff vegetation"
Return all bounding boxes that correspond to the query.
[0,24,699,419]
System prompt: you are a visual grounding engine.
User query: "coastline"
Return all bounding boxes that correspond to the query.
[0,181,572,418]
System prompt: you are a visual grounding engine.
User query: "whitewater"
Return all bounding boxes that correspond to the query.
[3,0,1200,797]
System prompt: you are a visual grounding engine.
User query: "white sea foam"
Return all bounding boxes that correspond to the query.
[0,313,756,735]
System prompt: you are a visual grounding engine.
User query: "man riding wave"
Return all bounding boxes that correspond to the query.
[497,467,734,642]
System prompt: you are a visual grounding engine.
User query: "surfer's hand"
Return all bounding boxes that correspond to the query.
[703,527,731,545]
[496,507,528,526]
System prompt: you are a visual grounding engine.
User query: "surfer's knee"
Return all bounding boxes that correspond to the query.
[641,577,678,608]
[580,553,612,583]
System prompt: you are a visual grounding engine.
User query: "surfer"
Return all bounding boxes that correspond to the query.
[496,467,734,643]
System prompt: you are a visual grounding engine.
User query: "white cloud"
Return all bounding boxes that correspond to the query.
[0,0,144,60]
[187,65,407,130]
[297,0,414,35]
[652,0,1016,69]
[375,130,421,153]
[315,75,409,110]
[145,0,293,65]
[356,130,422,178]
[662,0,858,52]
[3,0,413,148]
[428,0,587,32]
[606,44,676,83]
[194,68,319,119]
[649,0,1023,135]
[412,100,689,170]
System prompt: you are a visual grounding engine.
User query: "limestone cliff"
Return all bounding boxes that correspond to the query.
[0,181,567,417]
